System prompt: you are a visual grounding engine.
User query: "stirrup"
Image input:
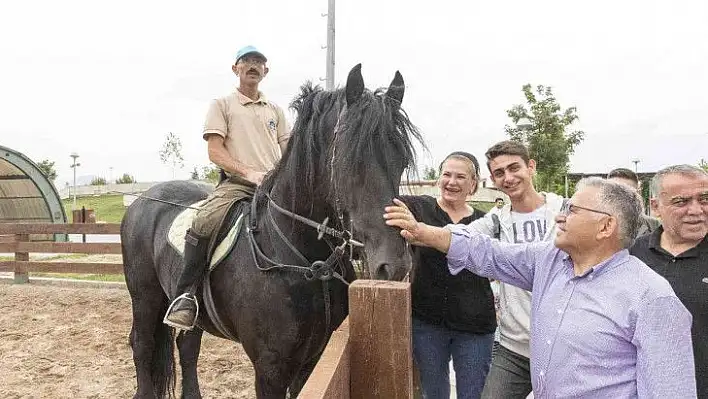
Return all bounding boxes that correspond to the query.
[163,293,199,331]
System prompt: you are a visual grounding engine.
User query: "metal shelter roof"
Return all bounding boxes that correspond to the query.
[0,145,67,225]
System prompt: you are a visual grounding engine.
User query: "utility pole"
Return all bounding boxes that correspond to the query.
[632,158,640,173]
[325,0,335,89]
[70,152,80,210]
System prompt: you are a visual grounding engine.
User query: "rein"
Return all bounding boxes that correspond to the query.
[245,186,359,342]
[244,110,364,342]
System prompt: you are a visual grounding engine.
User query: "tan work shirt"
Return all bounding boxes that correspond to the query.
[202,90,290,174]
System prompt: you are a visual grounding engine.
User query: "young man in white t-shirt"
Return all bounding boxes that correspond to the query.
[470,141,565,399]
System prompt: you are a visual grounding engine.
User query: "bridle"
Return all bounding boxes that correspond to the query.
[245,190,362,286]
[244,110,363,339]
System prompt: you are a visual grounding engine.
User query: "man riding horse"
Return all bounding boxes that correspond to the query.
[164,45,291,330]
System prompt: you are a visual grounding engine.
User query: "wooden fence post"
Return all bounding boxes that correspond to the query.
[349,280,412,399]
[14,233,29,284]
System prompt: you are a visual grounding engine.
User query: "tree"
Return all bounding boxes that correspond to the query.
[91,176,107,185]
[699,158,708,172]
[37,159,57,181]
[201,165,220,183]
[504,84,585,194]
[423,166,439,181]
[190,165,221,183]
[159,132,184,179]
[190,167,200,180]
[115,173,136,184]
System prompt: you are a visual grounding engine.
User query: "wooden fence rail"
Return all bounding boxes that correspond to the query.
[301,280,413,398]
[0,223,123,283]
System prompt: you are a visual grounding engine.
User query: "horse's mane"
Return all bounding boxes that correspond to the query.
[263,81,423,204]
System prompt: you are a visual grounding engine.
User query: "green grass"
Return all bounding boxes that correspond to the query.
[62,194,126,223]
[29,272,125,282]
[470,201,495,213]
[1,253,125,282]
[0,254,87,261]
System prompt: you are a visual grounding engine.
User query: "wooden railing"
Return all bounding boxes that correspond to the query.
[0,223,123,283]
[301,280,413,398]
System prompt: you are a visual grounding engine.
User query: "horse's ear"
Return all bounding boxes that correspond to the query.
[345,63,364,107]
[386,71,405,105]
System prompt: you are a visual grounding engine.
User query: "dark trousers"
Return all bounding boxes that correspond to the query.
[481,344,532,399]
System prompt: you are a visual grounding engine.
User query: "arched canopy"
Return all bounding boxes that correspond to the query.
[0,145,67,226]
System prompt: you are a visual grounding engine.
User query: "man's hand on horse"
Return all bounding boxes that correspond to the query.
[384,198,425,246]
[384,198,452,252]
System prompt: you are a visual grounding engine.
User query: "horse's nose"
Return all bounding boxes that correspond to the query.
[375,263,394,280]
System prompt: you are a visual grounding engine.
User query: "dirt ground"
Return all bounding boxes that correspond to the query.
[0,283,256,399]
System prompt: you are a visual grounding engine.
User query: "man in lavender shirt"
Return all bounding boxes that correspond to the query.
[385,177,697,398]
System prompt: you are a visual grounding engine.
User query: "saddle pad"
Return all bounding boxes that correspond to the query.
[167,200,245,270]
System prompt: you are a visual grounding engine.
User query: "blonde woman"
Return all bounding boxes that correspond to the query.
[401,152,494,399]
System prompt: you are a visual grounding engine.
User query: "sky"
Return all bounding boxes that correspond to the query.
[1,0,707,189]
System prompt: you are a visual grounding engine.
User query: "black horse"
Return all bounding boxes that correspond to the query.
[120,64,423,398]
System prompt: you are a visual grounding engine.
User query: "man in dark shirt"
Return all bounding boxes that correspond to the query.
[630,164,708,398]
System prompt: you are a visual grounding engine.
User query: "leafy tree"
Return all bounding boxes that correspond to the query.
[159,132,184,179]
[90,176,107,185]
[504,84,585,194]
[423,166,439,180]
[37,159,57,181]
[189,165,221,183]
[201,165,221,183]
[115,173,136,184]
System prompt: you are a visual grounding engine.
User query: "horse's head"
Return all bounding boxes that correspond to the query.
[270,64,423,281]
[332,65,422,280]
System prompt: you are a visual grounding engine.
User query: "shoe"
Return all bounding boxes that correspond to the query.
[163,293,198,330]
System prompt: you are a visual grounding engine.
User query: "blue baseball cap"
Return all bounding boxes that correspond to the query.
[235,45,267,63]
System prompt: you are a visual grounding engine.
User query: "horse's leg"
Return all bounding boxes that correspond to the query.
[176,328,204,399]
[126,260,175,399]
[287,354,322,398]
[253,352,297,399]
[129,289,174,398]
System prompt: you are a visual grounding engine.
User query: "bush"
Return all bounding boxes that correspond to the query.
[115,173,136,184]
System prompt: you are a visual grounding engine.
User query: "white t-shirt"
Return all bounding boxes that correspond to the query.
[510,207,548,244]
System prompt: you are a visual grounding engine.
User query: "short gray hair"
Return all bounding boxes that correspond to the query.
[650,164,708,198]
[576,177,643,249]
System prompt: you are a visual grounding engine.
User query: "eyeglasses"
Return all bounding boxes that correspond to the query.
[560,201,612,217]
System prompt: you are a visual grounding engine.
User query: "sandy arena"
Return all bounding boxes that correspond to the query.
[0,283,256,398]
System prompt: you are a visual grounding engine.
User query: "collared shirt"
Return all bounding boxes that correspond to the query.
[447,224,697,398]
[203,90,290,174]
[630,228,707,398]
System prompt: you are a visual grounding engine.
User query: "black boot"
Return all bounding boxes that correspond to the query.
[163,229,211,330]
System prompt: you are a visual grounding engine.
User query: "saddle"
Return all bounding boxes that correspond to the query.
[167,199,247,270]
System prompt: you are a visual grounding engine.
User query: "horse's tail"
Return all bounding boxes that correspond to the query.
[152,314,177,398]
